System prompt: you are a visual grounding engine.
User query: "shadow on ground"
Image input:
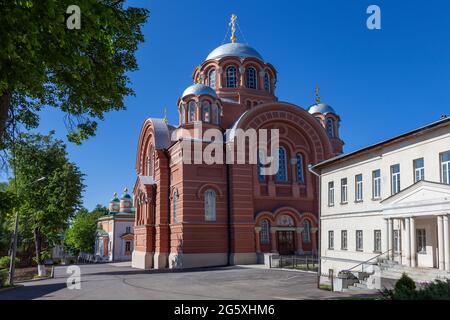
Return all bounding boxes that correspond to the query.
[0,283,67,300]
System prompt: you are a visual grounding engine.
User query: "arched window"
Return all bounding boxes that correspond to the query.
[204,189,216,221]
[173,191,177,223]
[201,101,211,123]
[226,65,237,88]
[296,153,305,184]
[246,67,257,89]
[276,147,288,182]
[326,118,335,138]
[211,103,219,125]
[303,220,311,243]
[258,150,266,182]
[260,220,270,245]
[188,101,196,123]
[208,69,216,89]
[180,105,185,124]
[264,72,271,92]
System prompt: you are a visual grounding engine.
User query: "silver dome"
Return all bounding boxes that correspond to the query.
[206,43,263,61]
[308,103,336,115]
[181,84,218,99]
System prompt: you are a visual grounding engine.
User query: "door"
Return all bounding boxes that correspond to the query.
[277,231,295,255]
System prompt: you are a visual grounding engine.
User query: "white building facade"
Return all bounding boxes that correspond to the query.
[313,117,450,287]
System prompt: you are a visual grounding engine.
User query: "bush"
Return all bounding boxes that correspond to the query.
[392,273,417,300]
[416,279,450,300]
[0,269,8,287]
[385,274,450,300]
[0,256,20,269]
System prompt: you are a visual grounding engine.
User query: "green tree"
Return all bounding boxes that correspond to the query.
[9,132,84,275]
[0,0,149,146]
[0,182,17,253]
[65,205,107,254]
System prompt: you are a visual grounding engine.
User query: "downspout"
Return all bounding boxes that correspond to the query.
[111,217,115,262]
[308,164,322,289]
[225,142,232,266]
[164,149,171,268]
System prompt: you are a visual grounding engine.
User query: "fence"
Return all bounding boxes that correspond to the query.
[269,255,318,272]
[78,252,102,264]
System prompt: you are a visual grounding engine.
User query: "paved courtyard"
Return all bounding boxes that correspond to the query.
[0,263,377,300]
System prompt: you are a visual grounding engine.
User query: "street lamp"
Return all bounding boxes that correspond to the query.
[8,176,47,286]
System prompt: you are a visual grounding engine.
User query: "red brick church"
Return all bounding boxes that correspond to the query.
[132,16,344,269]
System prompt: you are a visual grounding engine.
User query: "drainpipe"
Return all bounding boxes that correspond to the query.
[164,149,171,268]
[226,156,232,266]
[308,164,322,289]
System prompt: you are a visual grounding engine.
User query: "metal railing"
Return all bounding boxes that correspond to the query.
[340,249,394,276]
[269,255,319,272]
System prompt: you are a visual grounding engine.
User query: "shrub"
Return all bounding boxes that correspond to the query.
[387,274,450,300]
[0,256,20,269]
[0,269,8,287]
[416,279,450,300]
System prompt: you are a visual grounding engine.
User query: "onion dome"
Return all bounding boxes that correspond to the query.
[308,103,336,115]
[120,187,133,213]
[205,43,264,61]
[181,84,218,99]
[108,192,120,213]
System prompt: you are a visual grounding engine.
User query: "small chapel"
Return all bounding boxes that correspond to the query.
[132,16,344,269]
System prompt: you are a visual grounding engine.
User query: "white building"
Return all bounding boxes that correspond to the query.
[94,189,135,262]
[313,117,450,289]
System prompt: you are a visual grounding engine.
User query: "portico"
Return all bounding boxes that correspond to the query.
[382,181,450,270]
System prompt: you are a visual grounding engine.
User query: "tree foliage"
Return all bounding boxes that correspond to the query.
[9,132,84,264]
[64,205,108,254]
[0,0,149,146]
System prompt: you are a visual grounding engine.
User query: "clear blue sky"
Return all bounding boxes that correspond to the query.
[6,0,450,210]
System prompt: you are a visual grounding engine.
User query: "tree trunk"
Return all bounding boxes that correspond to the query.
[0,91,11,144]
[34,228,46,277]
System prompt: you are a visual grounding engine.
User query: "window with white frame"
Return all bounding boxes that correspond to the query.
[355,174,363,202]
[356,230,363,251]
[328,231,334,250]
[413,158,425,182]
[246,67,257,89]
[226,65,237,88]
[328,181,335,206]
[372,169,381,199]
[303,220,311,243]
[374,230,382,253]
[341,178,348,203]
[416,229,426,253]
[341,230,347,250]
[391,164,401,195]
[204,189,217,221]
[208,69,216,89]
[441,151,450,184]
[260,220,270,245]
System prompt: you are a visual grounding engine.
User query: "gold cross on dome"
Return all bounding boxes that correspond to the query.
[315,84,321,104]
[230,14,237,43]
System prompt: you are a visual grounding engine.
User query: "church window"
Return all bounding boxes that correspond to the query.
[326,118,335,138]
[204,189,216,221]
[125,241,131,252]
[180,104,186,124]
[208,69,216,89]
[303,220,311,243]
[264,72,271,92]
[246,67,257,89]
[202,101,211,123]
[173,190,177,223]
[260,220,270,245]
[296,153,305,184]
[188,101,196,123]
[276,147,288,182]
[226,65,237,88]
[211,103,219,125]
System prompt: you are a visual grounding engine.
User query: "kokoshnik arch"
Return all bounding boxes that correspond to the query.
[132,16,345,269]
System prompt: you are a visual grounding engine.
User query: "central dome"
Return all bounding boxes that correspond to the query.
[206,43,264,61]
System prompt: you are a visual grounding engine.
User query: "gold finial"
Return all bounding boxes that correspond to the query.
[124,187,128,193]
[315,84,321,104]
[229,14,237,43]
[163,107,168,124]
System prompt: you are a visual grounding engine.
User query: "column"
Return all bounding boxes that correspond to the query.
[239,66,245,88]
[385,219,390,255]
[217,67,223,88]
[399,219,403,265]
[405,217,411,267]
[270,228,278,253]
[443,215,450,271]
[389,218,394,260]
[410,217,416,268]
[437,215,445,270]
[296,227,304,255]
[311,228,318,255]
[254,227,261,253]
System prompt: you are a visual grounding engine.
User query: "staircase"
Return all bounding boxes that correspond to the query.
[378,259,450,283]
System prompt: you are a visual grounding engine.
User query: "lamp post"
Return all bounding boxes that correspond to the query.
[8,176,46,286]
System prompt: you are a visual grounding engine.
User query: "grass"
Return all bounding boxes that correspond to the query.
[320,284,332,291]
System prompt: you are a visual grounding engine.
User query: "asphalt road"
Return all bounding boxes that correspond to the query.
[0,263,377,300]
